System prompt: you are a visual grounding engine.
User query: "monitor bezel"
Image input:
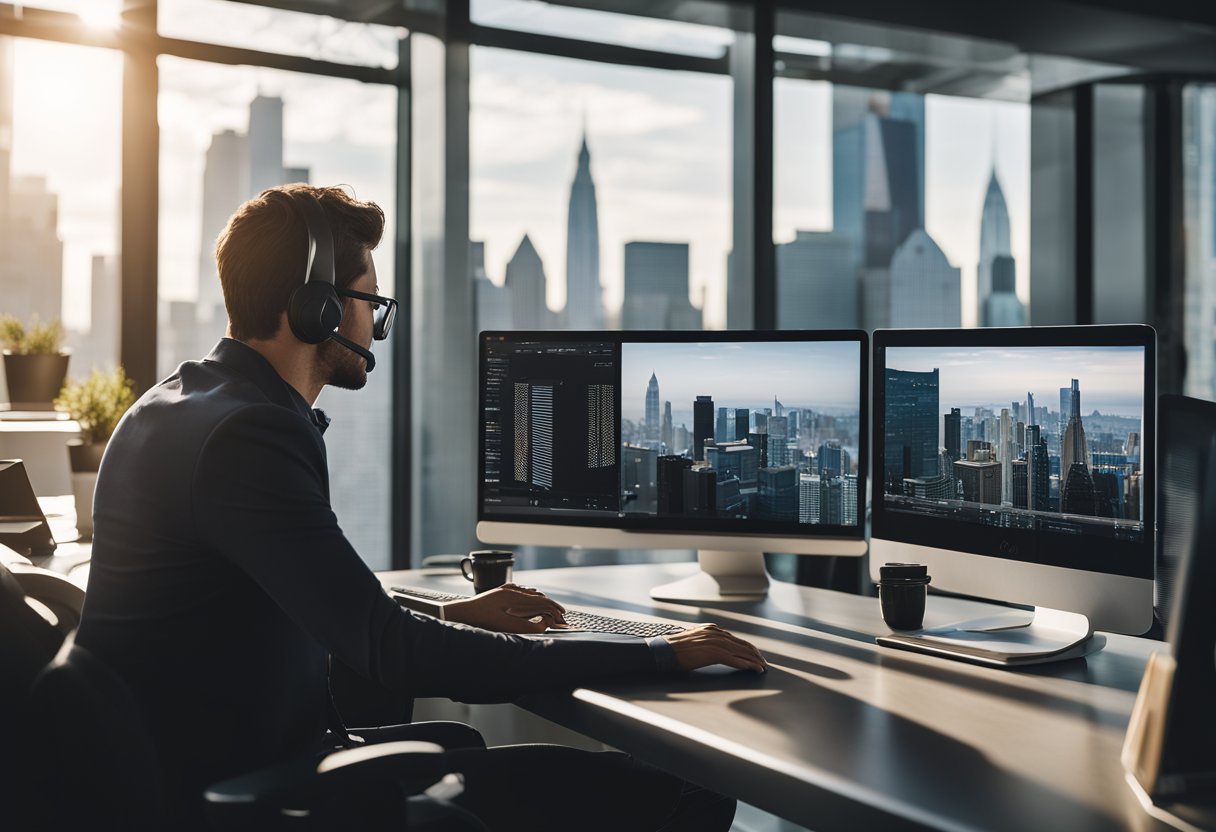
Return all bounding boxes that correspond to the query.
[479,329,869,540]
[871,324,1155,581]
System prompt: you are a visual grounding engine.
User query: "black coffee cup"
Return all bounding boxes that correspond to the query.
[460,550,515,594]
[878,562,931,631]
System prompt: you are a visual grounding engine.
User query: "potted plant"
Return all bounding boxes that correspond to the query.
[0,314,69,411]
[54,367,136,539]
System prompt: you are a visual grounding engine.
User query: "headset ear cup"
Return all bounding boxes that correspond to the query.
[288,283,343,344]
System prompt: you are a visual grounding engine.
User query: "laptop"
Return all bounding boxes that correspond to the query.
[0,460,56,557]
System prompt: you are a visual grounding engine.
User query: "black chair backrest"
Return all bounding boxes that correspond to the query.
[30,633,165,830]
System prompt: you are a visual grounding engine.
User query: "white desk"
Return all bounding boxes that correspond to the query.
[380,563,1169,832]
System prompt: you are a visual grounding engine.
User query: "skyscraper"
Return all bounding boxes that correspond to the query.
[953,451,1002,504]
[661,401,673,452]
[565,132,602,330]
[248,94,286,198]
[505,234,549,330]
[621,242,701,330]
[776,231,858,328]
[999,407,1014,504]
[644,373,660,444]
[984,254,1025,326]
[735,408,749,441]
[888,229,961,328]
[768,416,790,467]
[944,408,962,461]
[1026,424,1050,511]
[758,466,799,521]
[472,240,512,332]
[693,395,715,462]
[1026,391,1036,427]
[884,368,940,486]
[1060,378,1090,496]
[977,167,1013,325]
[657,455,693,514]
[197,129,249,324]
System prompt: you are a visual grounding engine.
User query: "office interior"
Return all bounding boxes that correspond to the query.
[2,1,1215,831]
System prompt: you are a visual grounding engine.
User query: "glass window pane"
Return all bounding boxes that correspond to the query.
[471,47,731,334]
[774,20,1030,331]
[1,36,122,396]
[472,0,734,59]
[1184,84,1216,400]
[157,56,397,569]
[159,0,400,70]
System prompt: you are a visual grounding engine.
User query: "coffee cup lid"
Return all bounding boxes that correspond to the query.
[469,549,514,560]
[880,562,928,580]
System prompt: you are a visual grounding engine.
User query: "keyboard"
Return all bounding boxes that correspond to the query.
[390,585,686,638]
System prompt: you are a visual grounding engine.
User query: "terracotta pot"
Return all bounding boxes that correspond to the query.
[2,352,70,410]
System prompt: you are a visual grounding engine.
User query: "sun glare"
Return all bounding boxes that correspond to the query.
[77,7,122,31]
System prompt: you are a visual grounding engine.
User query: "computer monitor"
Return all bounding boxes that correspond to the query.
[477,330,869,602]
[871,325,1155,666]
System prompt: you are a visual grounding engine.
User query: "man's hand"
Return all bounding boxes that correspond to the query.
[666,624,767,673]
[443,584,569,634]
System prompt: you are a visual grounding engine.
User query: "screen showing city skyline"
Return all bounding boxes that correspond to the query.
[882,345,1145,542]
[481,335,865,532]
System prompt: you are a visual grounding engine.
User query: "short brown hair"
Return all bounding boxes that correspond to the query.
[215,183,385,341]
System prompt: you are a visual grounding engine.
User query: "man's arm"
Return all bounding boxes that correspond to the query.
[191,404,663,702]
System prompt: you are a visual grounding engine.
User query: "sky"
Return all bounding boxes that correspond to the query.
[885,345,1147,418]
[7,3,1028,335]
[621,340,862,425]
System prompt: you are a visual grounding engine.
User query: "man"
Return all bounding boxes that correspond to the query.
[76,184,766,829]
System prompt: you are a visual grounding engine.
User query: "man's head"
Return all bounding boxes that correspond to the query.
[215,184,385,390]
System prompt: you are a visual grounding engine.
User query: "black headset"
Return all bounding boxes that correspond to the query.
[286,190,343,344]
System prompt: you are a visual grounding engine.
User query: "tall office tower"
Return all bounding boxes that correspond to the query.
[817,440,846,478]
[248,94,285,198]
[768,416,790,467]
[586,384,615,469]
[673,425,690,456]
[715,474,747,514]
[197,129,249,324]
[472,241,512,332]
[999,407,1014,504]
[565,132,602,330]
[984,254,1025,327]
[884,367,940,486]
[706,440,759,488]
[842,474,859,525]
[1124,431,1140,458]
[1061,462,1098,515]
[621,242,701,330]
[977,167,1014,326]
[512,381,556,490]
[944,408,962,461]
[1026,424,1051,512]
[775,231,858,328]
[774,398,785,418]
[1183,86,1216,399]
[1060,378,1090,496]
[1090,470,1123,518]
[505,235,550,330]
[833,88,924,277]
[644,373,660,444]
[799,474,821,523]
[1059,386,1073,444]
[621,445,658,513]
[888,229,962,328]
[656,455,693,514]
[735,408,749,441]
[757,466,798,521]
[661,402,673,452]
[682,467,717,515]
[819,476,845,525]
[953,453,1002,504]
[693,395,715,462]
[716,407,731,443]
[1012,459,1029,508]
[1026,391,1036,427]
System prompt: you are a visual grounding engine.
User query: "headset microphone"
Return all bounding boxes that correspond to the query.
[330,332,376,373]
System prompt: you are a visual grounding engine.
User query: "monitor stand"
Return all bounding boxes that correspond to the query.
[650,550,769,603]
[876,606,1105,667]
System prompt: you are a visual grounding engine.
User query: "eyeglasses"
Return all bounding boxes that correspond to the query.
[335,287,397,341]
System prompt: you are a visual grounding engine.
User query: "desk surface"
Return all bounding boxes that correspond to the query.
[380,562,1167,832]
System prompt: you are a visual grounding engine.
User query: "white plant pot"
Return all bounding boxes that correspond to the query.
[71,471,97,540]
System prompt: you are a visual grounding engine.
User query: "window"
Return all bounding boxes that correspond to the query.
[1184,84,1216,401]
[773,18,1031,332]
[0,36,122,385]
[157,56,397,568]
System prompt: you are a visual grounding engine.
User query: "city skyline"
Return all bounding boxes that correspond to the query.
[886,346,1146,418]
[622,341,861,420]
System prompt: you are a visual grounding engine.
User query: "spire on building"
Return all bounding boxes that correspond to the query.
[565,128,602,330]
[977,166,1014,326]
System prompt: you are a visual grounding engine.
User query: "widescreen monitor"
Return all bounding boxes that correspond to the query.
[871,325,1155,665]
[478,330,868,601]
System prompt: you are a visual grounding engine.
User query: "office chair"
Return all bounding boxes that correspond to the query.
[0,565,487,831]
